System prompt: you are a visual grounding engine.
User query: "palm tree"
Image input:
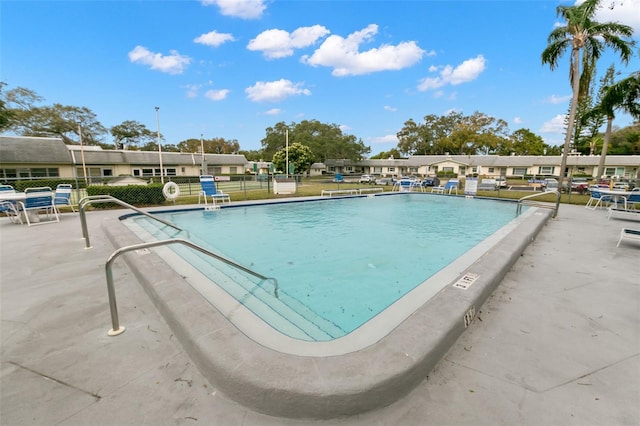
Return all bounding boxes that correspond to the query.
[541,0,634,187]
[594,71,640,178]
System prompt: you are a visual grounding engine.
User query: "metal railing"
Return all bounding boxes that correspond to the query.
[516,190,561,218]
[104,238,279,336]
[78,195,182,249]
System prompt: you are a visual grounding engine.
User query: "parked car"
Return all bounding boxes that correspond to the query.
[374,177,393,186]
[495,177,507,188]
[421,176,440,187]
[359,174,374,184]
[541,178,559,192]
[563,177,590,194]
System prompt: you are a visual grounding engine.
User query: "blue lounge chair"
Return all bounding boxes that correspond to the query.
[54,183,76,213]
[198,175,231,206]
[444,179,459,195]
[585,188,612,210]
[18,187,59,226]
[0,200,22,223]
[625,188,640,210]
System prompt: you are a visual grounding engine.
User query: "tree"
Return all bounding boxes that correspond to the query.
[498,128,546,156]
[177,137,240,154]
[271,142,314,174]
[261,120,369,163]
[370,148,404,159]
[110,120,157,149]
[396,112,463,155]
[541,0,634,183]
[579,65,615,155]
[593,70,640,176]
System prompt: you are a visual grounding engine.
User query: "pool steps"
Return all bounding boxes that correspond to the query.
[138,219,345,341]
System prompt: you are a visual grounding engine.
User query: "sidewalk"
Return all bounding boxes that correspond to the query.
[1,203,639,425]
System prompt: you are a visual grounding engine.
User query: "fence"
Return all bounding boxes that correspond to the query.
[0,175,299,206]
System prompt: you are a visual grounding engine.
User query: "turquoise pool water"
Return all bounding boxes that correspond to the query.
[128,194,520,341]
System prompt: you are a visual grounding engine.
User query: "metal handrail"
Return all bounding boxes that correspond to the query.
[516,190,561,218]
[78,195,182,249]
[105,238,279,336]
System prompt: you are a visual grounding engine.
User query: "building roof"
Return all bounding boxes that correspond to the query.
[0,136,73,164]
[0,135,248,167]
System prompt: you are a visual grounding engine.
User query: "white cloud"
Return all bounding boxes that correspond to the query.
[547,94,571,104]
[247,25,330,59]
[183,84,201,98]
[201,0,266,19]
[245,79,311,102]
[513,117,523,124]
[368,134,399,144]
[576,0,640,32]
[194,30,235,47]
[301,24,426,76]
[417,55,486,91]
[540,114,567,133]
[264,108,281,115]
[128,45,191,74]
[204,89,230,101]
[384,105,397,112]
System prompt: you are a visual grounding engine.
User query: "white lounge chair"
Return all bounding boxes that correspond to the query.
[617,228,640,247]
[608,207,640,222]
[198,175,231,207]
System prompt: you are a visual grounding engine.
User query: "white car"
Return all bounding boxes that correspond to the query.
[359,174,374,183]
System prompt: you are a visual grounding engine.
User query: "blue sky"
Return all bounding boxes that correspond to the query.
[2,0,639,156]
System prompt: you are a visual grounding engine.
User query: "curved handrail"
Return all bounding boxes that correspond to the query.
[104,238,279,336]
[516,190,560,218]
[78,195,182,249]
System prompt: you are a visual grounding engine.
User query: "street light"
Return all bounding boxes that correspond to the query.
[155,106,164,184]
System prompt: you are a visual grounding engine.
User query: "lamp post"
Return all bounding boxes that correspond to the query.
[155,106,164,184]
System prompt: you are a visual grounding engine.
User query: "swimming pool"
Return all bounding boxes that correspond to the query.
[127,194,521,343]
[109,193,552,418]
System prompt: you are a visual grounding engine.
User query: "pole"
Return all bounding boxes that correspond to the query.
[200,133,205,175]
[155,106,164,184]
[78,125,88,186]
[285,129,289,179]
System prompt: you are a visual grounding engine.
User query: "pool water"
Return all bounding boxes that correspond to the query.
[129,194,520,341]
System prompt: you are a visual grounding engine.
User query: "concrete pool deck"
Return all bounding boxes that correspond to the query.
[1,201,639,425]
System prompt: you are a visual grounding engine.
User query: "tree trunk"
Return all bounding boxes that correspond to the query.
[596,116,613,179]
[557,48,582,195]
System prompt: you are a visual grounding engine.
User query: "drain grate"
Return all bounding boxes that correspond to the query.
[463,306,476,328]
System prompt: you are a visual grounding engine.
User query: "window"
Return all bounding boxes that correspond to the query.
[230,167,237,174]
[388,167,395,172]
[166,168,177,176]
[103,169,113,177]
[513,167,527,176]
[1,168,60,179]
[374,167,382,173]
[488,168,495,173]
[459,166,466,175]
[443,167,454,173]
[409,167,418,173]
[345,166,353,172]
[538,166,554,175]
[209,166,222,175]
[472,167,478,173]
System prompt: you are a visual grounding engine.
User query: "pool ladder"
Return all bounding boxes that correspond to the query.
[104,238,279,336]
[516,190,560,218]
[78,195,183,249]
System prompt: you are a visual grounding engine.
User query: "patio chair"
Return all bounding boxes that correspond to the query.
[198,175,231,206]
[54,183,76,213]
[616,228,640,247]
[625,188,640,210]
[444,179,459,195]
[18,187,59,226]
[0,184,15,193]
[585,188,612,210]
[0,200,22,224]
